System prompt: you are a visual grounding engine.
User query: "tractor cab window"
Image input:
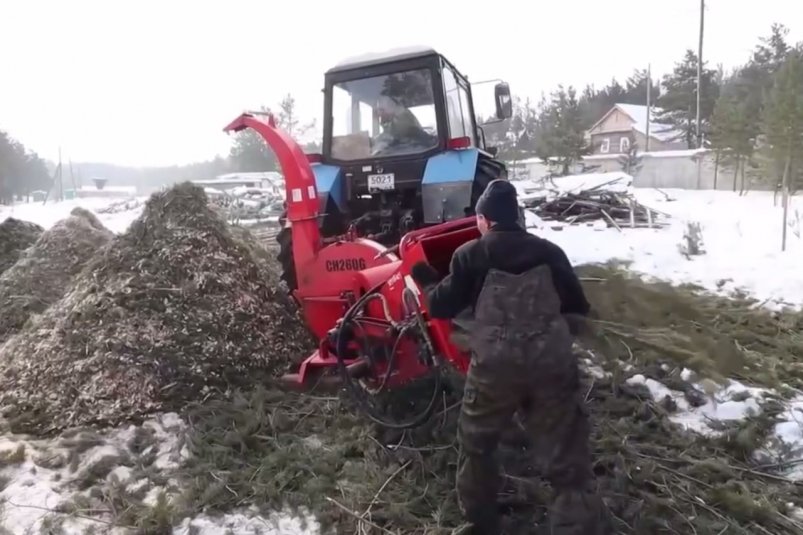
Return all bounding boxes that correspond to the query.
[331,69,439,160]
[442,66,475,145]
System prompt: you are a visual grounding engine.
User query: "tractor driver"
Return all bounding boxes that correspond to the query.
[372,95,434,154]
[410,180,609,535]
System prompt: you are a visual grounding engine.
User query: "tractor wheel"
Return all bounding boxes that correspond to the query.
[276,210,297,293]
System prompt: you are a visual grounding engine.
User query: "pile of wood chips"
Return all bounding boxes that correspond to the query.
[0,182,314,435]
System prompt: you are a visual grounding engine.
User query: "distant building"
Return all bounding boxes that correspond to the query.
[192,172,284,195]
[72,177,137,199]
[75,185,137,199]
[586,104,686,155]
[507,156,585,181]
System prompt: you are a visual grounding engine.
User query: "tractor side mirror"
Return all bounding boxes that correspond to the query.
[494,82,513,120]
[487,146,499,157]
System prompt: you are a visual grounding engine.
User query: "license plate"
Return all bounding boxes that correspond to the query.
[367,173,395,192]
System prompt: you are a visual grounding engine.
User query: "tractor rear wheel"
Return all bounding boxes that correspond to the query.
[470,157,508,212]
[276,210,297,293]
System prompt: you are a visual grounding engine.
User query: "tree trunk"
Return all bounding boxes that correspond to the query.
[713,149,720,190]
[732,156,740,192]
[782,152,792,252]
[739,158,747,196]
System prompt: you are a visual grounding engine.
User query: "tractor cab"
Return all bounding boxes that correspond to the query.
[323,46,512,163]
[270,47,513,294]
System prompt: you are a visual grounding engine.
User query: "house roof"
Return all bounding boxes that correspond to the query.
[590,103,683,143]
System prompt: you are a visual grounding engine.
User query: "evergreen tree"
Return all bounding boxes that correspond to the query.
[710,89,754,192]
[229,115,277,172]
[229,94,317,173]
[618,141,643,175]
[0,130,52,203]
[656,50,719,148]
[733,24,791,142]
[577,72,660,128]
[624,69,661,107]
[535,86,588,175]
[761,48,803,250]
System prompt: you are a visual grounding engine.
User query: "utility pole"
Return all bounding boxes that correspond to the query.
[645,63,651,152]
[696,0,705,148]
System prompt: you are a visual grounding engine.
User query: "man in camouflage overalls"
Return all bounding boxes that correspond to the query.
[412,180,608,534]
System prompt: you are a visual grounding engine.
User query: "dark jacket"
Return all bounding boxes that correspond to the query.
[425,223,590,320]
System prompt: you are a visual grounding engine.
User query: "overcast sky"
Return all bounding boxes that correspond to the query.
[1,0,801,167]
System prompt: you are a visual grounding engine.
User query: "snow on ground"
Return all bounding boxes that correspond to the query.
[175,510,319,535]
[1,174,802,528]
[0,196,146,234]
[0,413,188,533]
[626,373,764,435]
[0,413,319,534]
[599,365,803,481]
[517,172,803,309]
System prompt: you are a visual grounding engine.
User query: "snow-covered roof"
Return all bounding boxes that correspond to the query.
[328,46,437,73]
[215,172,282,182]
[614,104,683,142]
[78,185,137,194]
[582,148,709,160]
[515,157,547,165]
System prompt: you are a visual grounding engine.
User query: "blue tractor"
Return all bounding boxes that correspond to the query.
[278,46,514,291]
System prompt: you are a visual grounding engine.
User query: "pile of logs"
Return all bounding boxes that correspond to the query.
[532,188,667,230]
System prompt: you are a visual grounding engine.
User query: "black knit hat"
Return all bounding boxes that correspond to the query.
[475,179,519,225]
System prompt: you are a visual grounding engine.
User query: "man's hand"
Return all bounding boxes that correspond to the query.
[411,262,440,287]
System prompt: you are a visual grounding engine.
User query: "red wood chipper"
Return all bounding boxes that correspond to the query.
[225,47,514,428]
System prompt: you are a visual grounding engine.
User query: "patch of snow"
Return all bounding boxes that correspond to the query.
[627,374,762,435]
[143,486,166,507]
[175,509,320,535]
[766,395,803,480]
[625,371,803,482]
[0,412,189,533]
[0,196,146,234]
[515,172,632,198]
[642,148,709,159]
[528,185,803,309]
[581,357,608,380]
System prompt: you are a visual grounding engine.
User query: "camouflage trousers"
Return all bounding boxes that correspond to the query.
[454,321,601,534]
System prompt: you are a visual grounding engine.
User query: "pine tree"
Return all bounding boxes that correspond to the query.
[656,50,719,148]
[276,94,316,139]
[624,69,661,106]
[535,86,589,175]
[735,24,791,141]
[618,141,643,176]
[710,89,753,193]
[229,94,317,173]
[761,49,803,250]
[0,131,51,203]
